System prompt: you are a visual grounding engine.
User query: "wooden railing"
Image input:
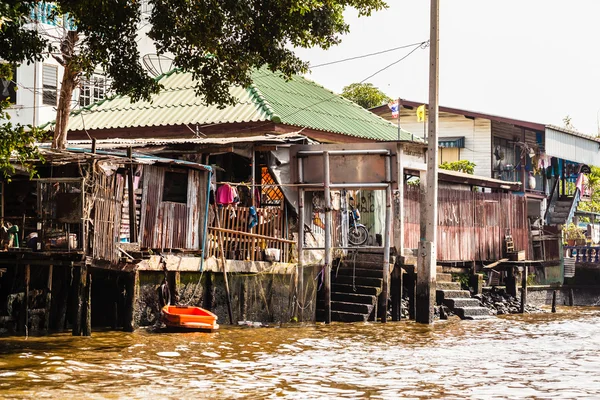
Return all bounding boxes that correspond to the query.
[206,206,292,263]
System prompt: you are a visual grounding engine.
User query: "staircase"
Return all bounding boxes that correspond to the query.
[547,192,580,226]
[316,250,391,322]
[436,267,492,320]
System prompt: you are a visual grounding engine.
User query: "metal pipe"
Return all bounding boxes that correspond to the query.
[323,151,332,324]
[199,168,213,272]
[303,183,389,191]
[298,149,391,157]
[251,146,256,208]
[382,155,392,323]
[297,157,305,322]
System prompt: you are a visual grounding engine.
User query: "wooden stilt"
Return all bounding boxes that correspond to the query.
[214,205,234,325]
[520,265,527,314]
[44,265,53,333]
[551,290,557,313]
[83,269,92,336]
[72,265,85,336]
[391,264,404,321]
[19,265,30,334]
[569,288,574,306]
[56,266,71,332]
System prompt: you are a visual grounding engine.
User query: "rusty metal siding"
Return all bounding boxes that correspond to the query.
[404,186,529,261]
[139,166,205,250]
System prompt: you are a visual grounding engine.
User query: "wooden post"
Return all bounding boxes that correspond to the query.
[416,0,439,324]
[506,267,518,297]
[56,266,71,332]
[127,147,138,243]
[569,288,574,306]
[19,264,30,334]
[214,205,234,325]
[520,265,527,314]
[72,266,83,336]
[44,265,53,333]
[83,269,91,336]
[391,264,404,321]
[551,290,557,313]
[323,151,332,324]
[123,271,138,332]
[91,138,97,154]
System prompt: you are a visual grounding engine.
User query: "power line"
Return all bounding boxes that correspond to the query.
[310,40,429,69]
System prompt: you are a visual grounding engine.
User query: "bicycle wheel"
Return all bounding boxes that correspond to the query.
[348,225,369,246]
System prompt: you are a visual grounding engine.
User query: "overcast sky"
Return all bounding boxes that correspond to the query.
[294,0,600,136]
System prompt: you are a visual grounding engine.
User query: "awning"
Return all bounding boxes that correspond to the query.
[439,136,465,148]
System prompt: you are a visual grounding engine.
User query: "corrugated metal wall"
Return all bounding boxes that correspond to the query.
[404,186,529,261]
[546,127,600,166]
[139,166,205,250]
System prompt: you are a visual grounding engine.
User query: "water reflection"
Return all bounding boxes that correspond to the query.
[1,307,599,398]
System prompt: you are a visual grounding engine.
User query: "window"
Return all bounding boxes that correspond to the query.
[79,75,107,107]
[261,166,283,205]
[162,171,188,203]
[0,65,17,104]
[42,64,58,106]
[439,147,460,164]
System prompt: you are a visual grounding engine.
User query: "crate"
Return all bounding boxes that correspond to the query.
[507,250,525,261]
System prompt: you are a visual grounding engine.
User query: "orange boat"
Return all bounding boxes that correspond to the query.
[161,305,219,331]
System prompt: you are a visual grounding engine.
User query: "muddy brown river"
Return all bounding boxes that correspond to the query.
[1,307,599,399]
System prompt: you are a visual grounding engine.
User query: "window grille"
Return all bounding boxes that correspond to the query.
[79,75,107,107]
[261,166,283,206]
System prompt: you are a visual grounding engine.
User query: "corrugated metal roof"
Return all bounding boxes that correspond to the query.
[545,126,600,166]
[61,68,416,142]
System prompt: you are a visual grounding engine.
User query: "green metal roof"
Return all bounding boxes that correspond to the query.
[62,68,415,142]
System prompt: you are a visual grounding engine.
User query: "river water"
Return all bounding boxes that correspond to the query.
[1,307,599,399]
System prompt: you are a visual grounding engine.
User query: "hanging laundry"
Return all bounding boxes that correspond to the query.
[248,206,258,229]
[216,183,238,205]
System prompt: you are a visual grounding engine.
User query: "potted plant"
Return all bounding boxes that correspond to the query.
[564,223,586,246]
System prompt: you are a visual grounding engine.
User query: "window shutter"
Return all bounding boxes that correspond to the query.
[42,64,58,106]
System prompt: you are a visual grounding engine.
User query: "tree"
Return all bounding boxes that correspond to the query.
[578,166,600,215]
[563,115,575,130]
[1,0,389,154]
[341,83,391,109]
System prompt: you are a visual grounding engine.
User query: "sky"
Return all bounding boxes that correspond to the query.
[294,0,600,136]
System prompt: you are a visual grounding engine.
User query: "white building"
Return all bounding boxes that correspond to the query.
[1,1,159,128]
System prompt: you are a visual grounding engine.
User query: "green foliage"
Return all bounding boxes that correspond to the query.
[578,166,600,215]
[0,105,48,180]
[439,160,476,175]
[563,223,585,241]
[341,83,391,109]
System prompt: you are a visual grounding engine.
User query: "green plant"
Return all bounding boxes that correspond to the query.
[439,160,476,175]
[454,273,470,290]
[563,223,585,241]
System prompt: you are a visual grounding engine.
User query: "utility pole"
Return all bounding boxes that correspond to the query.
[416,0,439,324]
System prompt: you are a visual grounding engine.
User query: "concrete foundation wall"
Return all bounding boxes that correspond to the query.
[135,266,319,327]
[527,286,600,307]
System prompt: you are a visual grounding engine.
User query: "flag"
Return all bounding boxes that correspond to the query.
[388,99,399,118]
[416,105,426,122]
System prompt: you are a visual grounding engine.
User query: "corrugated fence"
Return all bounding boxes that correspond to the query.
[404,186,529,261]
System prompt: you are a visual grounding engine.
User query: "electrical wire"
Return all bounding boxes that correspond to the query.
[310,40,428,68]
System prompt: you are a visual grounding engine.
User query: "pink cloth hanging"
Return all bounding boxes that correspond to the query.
[216,184,237,205]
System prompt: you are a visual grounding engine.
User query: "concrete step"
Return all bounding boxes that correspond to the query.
[338,260,389,270]
[336,267,384,279]
[464,315,495,320]
[454,307,492,319]
[334,275,383,288]
[316,309,369,322]
[331,301,374,315]
[443,298,481,308]
[332,283,381,296]
[332,292,376,305]
[436,273,453,282]
[437,281,461,290]
[436,289,471,303]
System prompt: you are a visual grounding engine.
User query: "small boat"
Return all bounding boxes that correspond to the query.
[161,305,219,332]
